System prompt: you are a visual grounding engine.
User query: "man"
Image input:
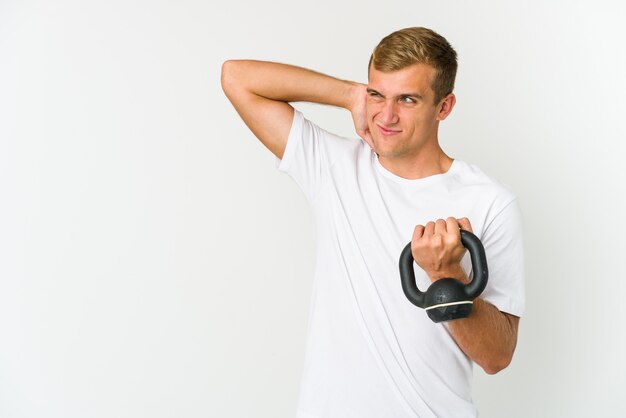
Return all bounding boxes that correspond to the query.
[221,27,524,418]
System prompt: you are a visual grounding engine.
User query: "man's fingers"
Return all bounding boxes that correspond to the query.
[412,218,472,247]
[356,126,374,149]
[424,221,435,236]
[445,217,460,236]
[412,224,425,241]
[457,217,472,233]
[434,218,447,235]
[365,131,374,149]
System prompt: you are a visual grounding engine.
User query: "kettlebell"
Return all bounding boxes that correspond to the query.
[399,229,488,323]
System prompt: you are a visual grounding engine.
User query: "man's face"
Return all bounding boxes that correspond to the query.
[366,64,450,161]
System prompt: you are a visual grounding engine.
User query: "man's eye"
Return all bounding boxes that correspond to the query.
[400,96,416,104]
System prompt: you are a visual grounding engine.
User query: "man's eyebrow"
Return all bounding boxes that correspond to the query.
[366,88,423,100]
[399,92,424,100]
[366,87,383,96]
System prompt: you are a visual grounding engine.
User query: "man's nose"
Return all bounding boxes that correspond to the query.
[380,99,399,125]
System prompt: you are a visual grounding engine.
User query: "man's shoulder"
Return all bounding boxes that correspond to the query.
[452,160,516,203]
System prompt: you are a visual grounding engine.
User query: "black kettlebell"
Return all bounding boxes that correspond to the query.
[399,229,488,323]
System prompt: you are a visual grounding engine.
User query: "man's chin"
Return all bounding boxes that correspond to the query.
[372,144,396,159]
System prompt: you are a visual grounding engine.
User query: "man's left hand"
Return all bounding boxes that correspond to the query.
[411,217,473,283]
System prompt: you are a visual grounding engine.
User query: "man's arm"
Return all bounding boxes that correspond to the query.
[448,298,519,375]
[220,60,369,159]
[412,217,520,375]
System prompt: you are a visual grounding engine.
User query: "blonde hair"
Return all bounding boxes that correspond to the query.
[369,27,458,104]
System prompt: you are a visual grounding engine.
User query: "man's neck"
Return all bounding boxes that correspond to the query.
[377,148,454,180]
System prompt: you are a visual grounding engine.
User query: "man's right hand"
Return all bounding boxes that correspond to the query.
[350,84,374,149]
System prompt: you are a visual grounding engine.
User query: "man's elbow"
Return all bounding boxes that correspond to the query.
[482,313,520,374]
[221,60,255,103]
[221,60,237,95]
[481,345,516,375]
[482,355,512,375]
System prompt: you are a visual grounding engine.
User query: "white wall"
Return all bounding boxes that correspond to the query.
[1,0,625,417]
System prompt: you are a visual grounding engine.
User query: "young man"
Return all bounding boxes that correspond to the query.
[221,27,524,418]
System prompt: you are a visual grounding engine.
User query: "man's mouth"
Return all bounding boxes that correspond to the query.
[377,125,401,137]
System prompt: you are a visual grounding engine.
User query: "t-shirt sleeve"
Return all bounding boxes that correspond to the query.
[479,198,525,317]
[276,109,348,203]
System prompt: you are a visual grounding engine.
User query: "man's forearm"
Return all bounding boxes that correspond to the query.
[223,60,361,110]
[447,297,519,374]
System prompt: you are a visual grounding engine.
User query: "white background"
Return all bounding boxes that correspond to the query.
[1,0,625,417]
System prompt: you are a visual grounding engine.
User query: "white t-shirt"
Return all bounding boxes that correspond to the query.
[277,110,525,418]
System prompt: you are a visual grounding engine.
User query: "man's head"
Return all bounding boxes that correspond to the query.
[365,27,458,166]
[369,27,457,105]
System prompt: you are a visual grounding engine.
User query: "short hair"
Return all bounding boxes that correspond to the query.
[369,27,458,104]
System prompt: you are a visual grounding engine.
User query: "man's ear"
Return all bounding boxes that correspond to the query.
[436,93,456,121]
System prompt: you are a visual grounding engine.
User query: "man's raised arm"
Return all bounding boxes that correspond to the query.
[220,60,369,159]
